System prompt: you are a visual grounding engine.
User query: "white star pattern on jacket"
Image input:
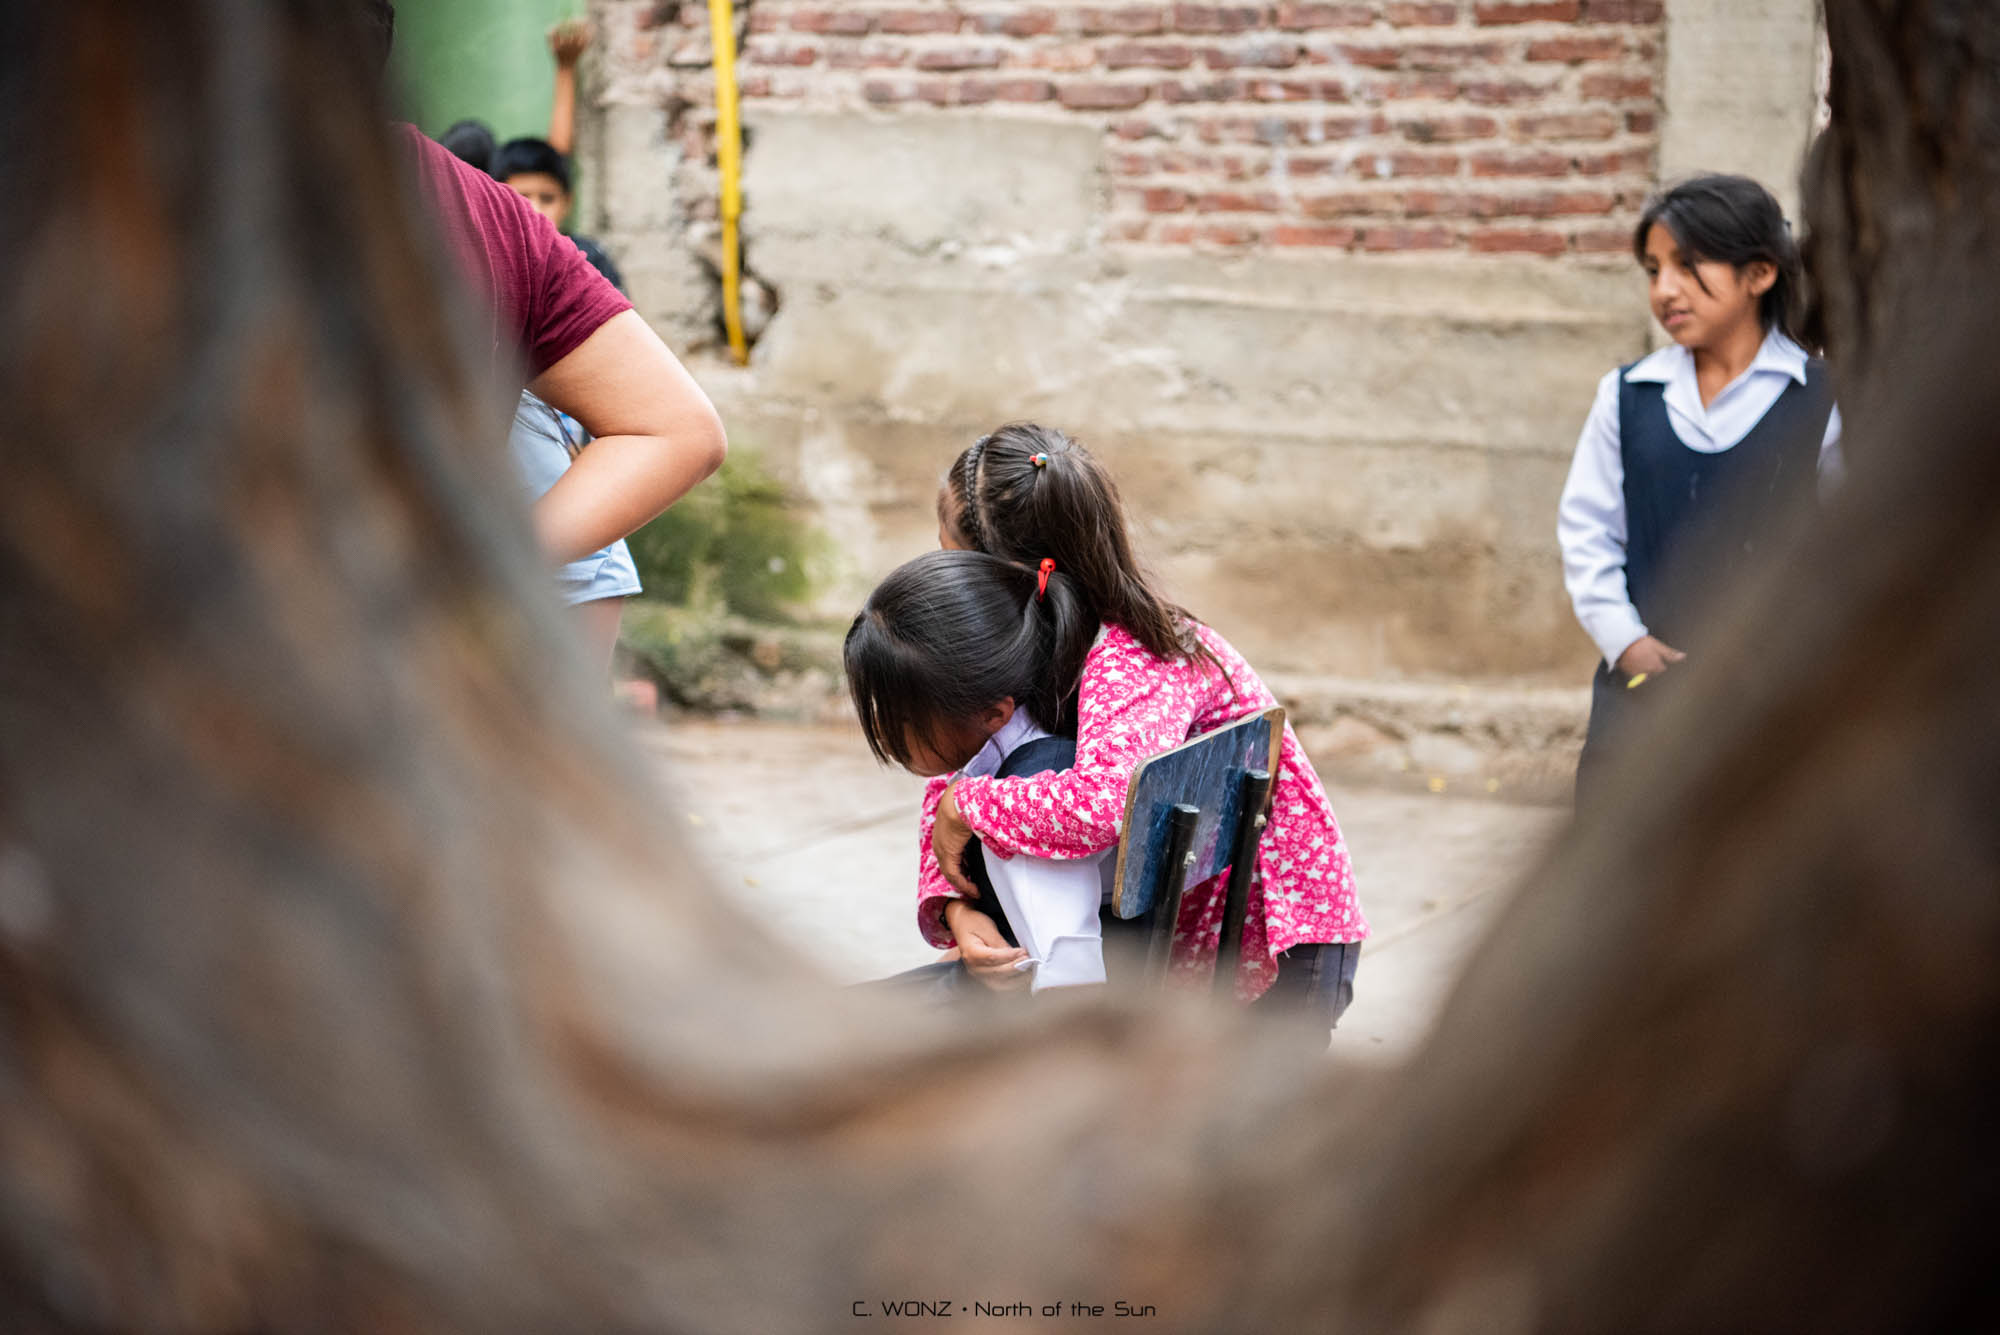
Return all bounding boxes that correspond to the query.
[915,623,1368,1002]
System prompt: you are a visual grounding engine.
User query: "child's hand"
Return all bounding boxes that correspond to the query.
[1615,635,1687,680]
[548,19,593,67]
[931,783,980,899]
[944,900,1030,992]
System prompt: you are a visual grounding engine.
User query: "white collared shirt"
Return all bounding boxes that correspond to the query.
[1556,329,1843,668]
[957,712,1111,992]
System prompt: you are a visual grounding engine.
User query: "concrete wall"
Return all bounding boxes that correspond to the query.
[579,1,1822,681]
[710,108,1643,677]
[1659,0,1821,217]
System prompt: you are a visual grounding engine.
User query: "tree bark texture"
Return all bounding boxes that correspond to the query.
[0,1,1995,1331]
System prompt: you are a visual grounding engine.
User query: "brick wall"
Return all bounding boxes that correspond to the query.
[717,0,1663,258]
[586,0,1685,680]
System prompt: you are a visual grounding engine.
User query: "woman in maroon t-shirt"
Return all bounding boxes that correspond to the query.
[403,126,726,663]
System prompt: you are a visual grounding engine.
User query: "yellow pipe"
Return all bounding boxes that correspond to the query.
[708,0,749,365]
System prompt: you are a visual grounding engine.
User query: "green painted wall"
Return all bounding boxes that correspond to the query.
[389,0,584,142]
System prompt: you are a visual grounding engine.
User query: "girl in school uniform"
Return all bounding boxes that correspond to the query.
[1559,173,1841,794]
[924,424,1368,1034]
[846,551,1117,997]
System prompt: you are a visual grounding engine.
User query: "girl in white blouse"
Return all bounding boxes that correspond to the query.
[1558,174,1840,797]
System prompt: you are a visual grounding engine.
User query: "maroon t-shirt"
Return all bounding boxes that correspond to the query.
[399,124,632,380]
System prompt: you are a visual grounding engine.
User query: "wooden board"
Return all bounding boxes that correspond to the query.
[1110,707,1284,920]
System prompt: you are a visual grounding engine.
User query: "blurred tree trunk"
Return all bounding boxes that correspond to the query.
[0,0,1995,1331]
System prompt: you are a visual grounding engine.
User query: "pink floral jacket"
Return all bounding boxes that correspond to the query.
[917,623,1368,1000]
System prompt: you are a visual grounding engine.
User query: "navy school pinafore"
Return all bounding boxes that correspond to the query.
[1574,358,1835,794]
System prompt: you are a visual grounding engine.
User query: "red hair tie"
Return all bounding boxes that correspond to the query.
[1036,557,1055,600]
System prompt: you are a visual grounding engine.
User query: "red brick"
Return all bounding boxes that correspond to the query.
[863,78,914,103]
[918,77,996,104]
[1108,218,1152,241]
[1143,186,1192,211]
[827,46,914,68]
[789,9,875,35]
[1360,224,1456,250]
[1284,155,1344,176]
[993,77,1058,100]
[1383,2,1460,22]
[1159,77,1249,101]
[1469,226,1567,254]
[1193,188,1281,211]
[879,9,964,35]
[1369,150,1464,176]
[1202,40,1304,68]
[1581,72,1653,100]
[1061,81,1154,109]
[1270,223,1359,245]
[739,73,776,96]
[1398,114,1498,143]
[1470,149,1571,177]
[1525,34,1625,61]
[747,10,783,33]
[1625,109,1656,133]
[1172,4,1269,32]
[1458,78,1553,105]
[1274,2,1374,28]
[1080,6,1169,35]
[1152,221,1200,243]
[1363,72,1458,99]
[1401,189,1476,216]
[1112,115,1175,138]
[972,8,1059,37]
[1336,44,1403,69]
[1111,151,1156,175]
[1550,189,1617,214]
[1474,1,1579,22]
[1516,110,1619,139]
[1574,147,1651,175]
[1467,188,1614,217]
[1195,222,1259,245]
[916,45,1004,70]
[1302,189,1405,217]
[1104,41,1195,68]
[1403,40,1505,68]
[1573,226,1633,253]
[1580,0,1662,21]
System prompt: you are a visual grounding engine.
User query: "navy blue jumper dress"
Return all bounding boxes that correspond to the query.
[1574,357,1835,792]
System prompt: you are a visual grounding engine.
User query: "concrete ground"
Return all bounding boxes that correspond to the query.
[638,718,1569,1062]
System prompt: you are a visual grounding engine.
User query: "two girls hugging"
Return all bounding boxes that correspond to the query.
[846,170,1836,1041]
[843,425,1367,1037]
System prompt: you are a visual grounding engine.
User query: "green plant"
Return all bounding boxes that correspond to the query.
[622,447,823,621]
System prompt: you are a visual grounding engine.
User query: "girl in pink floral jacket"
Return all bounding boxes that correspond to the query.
[925,424,1368,1022]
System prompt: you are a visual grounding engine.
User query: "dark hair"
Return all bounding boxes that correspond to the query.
[440,119,496,173]
[1634,174,1806,345]
[844,550,1096,772]
[944,423,1222,677]
[492,137,570,195]
[349,0,395,77]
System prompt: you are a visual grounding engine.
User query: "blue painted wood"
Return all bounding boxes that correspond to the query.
[1111,708,1284,921]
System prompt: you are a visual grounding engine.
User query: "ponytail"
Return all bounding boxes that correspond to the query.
[944,423,1228,684]
[844,550,1095,772]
